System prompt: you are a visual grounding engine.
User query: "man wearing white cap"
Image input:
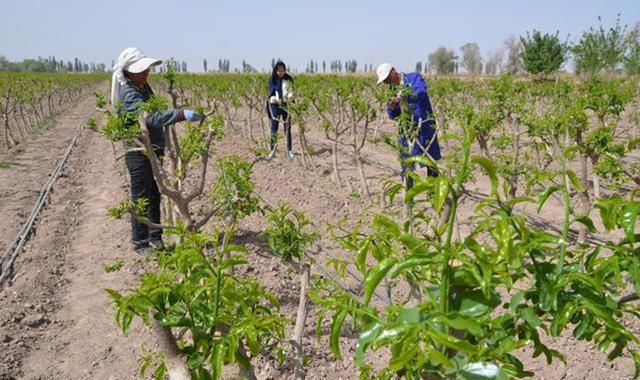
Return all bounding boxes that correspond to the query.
[111,47,202,256]
[376,63,441,187]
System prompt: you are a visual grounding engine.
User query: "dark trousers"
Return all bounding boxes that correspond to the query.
[125,151,162,249]
[268,103,292,151]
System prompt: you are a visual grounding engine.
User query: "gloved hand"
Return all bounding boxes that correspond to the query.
[183,109,203,122]
[269,96,281,105]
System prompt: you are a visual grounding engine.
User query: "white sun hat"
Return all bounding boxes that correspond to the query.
[119,47,162,73]
[110,47,163,109]
[376,63,392,84]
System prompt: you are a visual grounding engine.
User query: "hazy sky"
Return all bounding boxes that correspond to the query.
[2,0,639,73]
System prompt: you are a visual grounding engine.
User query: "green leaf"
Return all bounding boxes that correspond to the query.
[428,347,453,368]
[396,307,421,324]
[432,176,450,213]
[518,307,542,328]
[509,291,525,312]
[573,215,597,233]
[565,170,585,193]
[562,145,582,158]
[537,185,561,213]
[355,322,383,364]
[472,156,498,196]
[433,313,484,336]
[424,329,477,354]
[405,179,431,203]
[630,258,640,299]
[330,310,348,360]
[621,204,639,243]
[187,352,206,369]
[632,351,640,379]
[459,362,504,380]
[363,257,398,305]
[455,290,500,318]
[373,215,402,237]
[210,342,225,380]
[389,255,433,279]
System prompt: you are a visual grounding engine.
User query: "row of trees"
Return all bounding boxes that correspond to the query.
[426,17,640,76]
[0,55,106,73]
[303,59,373,74]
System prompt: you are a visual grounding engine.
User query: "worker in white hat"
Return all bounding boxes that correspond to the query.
[111,47,203,256]
[376,63,441,187]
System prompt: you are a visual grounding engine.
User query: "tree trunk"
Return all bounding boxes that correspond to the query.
[331,132,342,186]
[477,133,491,159]
[3,115,15,149]
[151,320,190,380]
[292,263,311,380]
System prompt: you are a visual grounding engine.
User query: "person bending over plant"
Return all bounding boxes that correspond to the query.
[376,63,441,187]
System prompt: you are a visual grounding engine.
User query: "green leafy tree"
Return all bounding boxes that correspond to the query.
[520,30,569,75]
[460,42,483,75]
[624,22,640,75]
[428,46,457,75]
[572,16,627,74]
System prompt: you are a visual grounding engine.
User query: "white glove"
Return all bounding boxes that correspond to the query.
[269,96,280,105]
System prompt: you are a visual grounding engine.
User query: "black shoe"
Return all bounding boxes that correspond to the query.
[134,246,153,257]
[150,239,165,250]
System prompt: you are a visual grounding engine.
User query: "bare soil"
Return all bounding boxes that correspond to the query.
[0,95,636,380]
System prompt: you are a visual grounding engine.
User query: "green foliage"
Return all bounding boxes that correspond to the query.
[106,228,287,378]
[460,42,483,75]
[520,30,569,74]
[176,114,224,178]
[625,24,640,75]
[95,92,106,109]
[428,46,457,74]
[582,75,635,123]
[101,111,140,141]
[311,119,640,379]
[210,156,260,221]
[572,16,628,74]
[86,117,97,130]
[104,259,124,273]
[107,198,149,220]
[262,203,319,263]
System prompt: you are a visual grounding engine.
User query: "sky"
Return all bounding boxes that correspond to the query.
[2,0,639,73]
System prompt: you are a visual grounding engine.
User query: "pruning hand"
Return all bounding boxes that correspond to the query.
[269,96,281,105]
[389,95,403,109]
[183,109,203,122]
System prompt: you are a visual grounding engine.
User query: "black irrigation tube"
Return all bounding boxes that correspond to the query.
[0,123,85,286]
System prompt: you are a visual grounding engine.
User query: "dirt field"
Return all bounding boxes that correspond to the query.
[0,93,636,380]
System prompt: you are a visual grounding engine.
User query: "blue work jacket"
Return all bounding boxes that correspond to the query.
[386,72,441,161]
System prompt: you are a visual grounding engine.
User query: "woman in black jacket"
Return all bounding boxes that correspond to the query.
[266,61,295,159]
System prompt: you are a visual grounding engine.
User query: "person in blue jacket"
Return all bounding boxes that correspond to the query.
[266,61,295,159]
[376,63,441,187]
[110,47,202,256]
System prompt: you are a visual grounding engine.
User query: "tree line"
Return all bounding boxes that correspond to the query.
[0,55,106,73]
[425,17,640,76]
